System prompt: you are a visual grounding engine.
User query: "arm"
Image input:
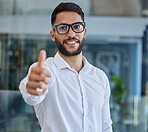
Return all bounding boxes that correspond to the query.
[19,50,51,106]
[102,76,113,132]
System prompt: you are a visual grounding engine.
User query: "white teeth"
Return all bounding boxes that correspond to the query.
[67,41,76,44]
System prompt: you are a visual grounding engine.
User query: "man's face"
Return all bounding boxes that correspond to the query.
[50,11,86,56]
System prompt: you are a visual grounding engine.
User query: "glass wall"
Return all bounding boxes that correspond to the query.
[0,90,40,132]
[0,33,147,132]
[0,34,56,90]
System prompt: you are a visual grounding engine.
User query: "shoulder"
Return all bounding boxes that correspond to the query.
[92,66,111,94]
[90,64,108,79]
[89,64,109,86]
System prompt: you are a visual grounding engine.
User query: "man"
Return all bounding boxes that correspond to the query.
[19,2,113,132]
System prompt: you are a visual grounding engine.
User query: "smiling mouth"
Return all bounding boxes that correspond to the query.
[64,40,79,46]
[64,38,80,45]
[64,39,79,45]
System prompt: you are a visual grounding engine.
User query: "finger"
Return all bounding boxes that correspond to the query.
[29,73,44,82]
[27,81,50,90]
[31,67,51,78]
[27,86,47,96]
[29,74,50,84]
[38,50,46,68]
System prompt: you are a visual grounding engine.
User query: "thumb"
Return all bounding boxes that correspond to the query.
[38,50,46,68]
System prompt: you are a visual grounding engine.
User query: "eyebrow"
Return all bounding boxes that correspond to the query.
[55,22,84,25]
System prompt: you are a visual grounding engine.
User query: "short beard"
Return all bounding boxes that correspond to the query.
[55,37,84,56]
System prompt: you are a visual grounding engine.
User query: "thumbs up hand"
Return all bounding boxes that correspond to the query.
[26,50,51,96]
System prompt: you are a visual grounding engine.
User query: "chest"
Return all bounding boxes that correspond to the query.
[49,69,105,109]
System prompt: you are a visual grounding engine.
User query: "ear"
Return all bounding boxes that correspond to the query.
[50,30,55,41]
[84,28,87,38]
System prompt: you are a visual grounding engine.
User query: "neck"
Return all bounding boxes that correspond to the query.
[58,51,83,73]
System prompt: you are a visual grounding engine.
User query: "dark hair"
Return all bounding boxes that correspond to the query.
[51,2,84,26]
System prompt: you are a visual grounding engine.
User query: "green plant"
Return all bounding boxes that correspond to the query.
[111,76,126,104]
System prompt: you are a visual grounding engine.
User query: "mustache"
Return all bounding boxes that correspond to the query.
[63,37,80,44]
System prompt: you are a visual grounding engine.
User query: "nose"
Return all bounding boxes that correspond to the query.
[66,27,76,38]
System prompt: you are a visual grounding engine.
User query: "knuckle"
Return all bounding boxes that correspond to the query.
[26,87,32,94]
[31,67,36,73]
[26,87,29,92]
[28,74,32,80]
[43,77,46,81]
[39,82,43,88]
[27,82,30,87]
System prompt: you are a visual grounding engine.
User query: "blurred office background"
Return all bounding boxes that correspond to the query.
[0,0,148,132]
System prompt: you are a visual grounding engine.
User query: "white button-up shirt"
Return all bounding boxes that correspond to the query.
[19,52,112,132]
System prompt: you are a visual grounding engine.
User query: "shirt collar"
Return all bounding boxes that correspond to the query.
[53,52,71,70]
[81,56,91,73]
[53,52,91,72]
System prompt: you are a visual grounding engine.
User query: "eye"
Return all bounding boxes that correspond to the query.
[58,25,68,31]
[73,24,82,30]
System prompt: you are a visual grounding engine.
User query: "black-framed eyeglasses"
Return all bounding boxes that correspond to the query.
[53,22,85,35]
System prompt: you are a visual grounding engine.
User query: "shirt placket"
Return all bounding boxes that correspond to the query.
[78,74,87,132]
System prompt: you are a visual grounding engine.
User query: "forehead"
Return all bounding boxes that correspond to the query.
[54,11,83,25]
